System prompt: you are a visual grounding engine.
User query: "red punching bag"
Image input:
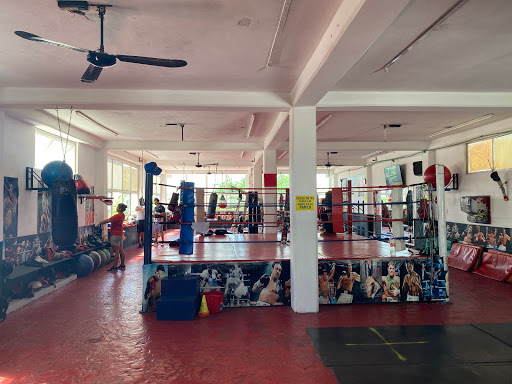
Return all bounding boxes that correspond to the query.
[423,165,451,188]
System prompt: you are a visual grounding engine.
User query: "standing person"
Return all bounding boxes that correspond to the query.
[98,203,127,272]
[135,197,145,248]
[153,198,166,246]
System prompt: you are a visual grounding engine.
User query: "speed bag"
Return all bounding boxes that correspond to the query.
[52,178,78,247]
[207,193,218,219]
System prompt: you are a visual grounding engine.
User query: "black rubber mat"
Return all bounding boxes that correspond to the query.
[331,363,512,384]
[473,323,512,347]
[307,324,512,383]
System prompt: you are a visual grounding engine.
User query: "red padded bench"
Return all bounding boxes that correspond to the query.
[448,243,483,271]
[473,250,512,282]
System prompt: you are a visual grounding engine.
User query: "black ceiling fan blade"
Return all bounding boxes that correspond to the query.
[14,31,89,53]
[81,64,102,83]
[116,55,187,68]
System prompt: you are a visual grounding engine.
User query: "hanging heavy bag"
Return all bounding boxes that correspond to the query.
[168,192,179,212]
[207,193,218,219]
[52,178,78,247]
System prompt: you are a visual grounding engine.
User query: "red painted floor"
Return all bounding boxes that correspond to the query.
[1,239,512,384]
[153,232,413,263]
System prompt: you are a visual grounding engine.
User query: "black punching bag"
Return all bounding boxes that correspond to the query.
[207,193,218,219]
[52,178,78,246]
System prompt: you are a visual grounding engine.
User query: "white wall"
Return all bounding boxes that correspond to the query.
[2,116,38,239]
[77,143,108,225]
[336,119,512,228]
[0,114,107,243]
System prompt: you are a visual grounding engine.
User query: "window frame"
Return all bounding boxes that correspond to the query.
[467,133,512,174]
[107,157,139,217]
[35,129,77,172]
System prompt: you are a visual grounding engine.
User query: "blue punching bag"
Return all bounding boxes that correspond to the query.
[52,178,78,247]
[179,181,194,255]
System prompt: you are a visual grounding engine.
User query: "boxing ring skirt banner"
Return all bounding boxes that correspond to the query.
[142,261,292,311]
[318,257,447,304]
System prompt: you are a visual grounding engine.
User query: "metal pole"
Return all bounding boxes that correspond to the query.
[435,164,449,302]
[143,172,153,265]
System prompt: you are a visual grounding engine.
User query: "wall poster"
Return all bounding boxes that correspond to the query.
[3,177,19,239]
[317,257,446,304]
[37,190,51,234]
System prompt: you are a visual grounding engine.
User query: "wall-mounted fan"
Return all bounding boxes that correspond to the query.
[14,3,187,83]
[190,152,217,168]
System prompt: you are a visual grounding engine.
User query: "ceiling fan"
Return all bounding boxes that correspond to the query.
[14,2,187,83]
[190,152,218,168]
[321,152,345,169]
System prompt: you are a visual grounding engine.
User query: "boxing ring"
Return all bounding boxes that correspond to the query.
[140,163,450,313]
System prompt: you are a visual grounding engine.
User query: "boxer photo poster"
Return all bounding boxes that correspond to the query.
[84,198,94,226]
[318,259,434,304]
[37,190,51,234]
[447,222,512,253]
[3,177,19,239]
[141,264,169,313]
[190,261,291,307]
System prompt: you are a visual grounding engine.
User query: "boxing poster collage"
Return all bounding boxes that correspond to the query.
[447,221,512,254]
[318,257,447,304]
[141,260,292,312]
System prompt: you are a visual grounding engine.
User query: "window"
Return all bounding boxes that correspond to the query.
[468,133,512,173]
[107,158,139,217]
[35,130,76,172]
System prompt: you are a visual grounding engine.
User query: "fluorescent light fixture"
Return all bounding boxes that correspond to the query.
[375,0,469,73]
[278,150,288,160]
[362,150,384,159]
[246,114,255,139]
[316,114,332,130]
[145,150,159,159]
[428,114,494,138]
[75,110,118,136]
[266,0,292,69]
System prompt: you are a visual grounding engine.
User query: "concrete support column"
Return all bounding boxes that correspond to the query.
[94,148,108,222]
[426,150,436,167]
[159,173,167,203]
[289,106,318,313]
[0,111,5,242]
[253,158,262,189]
[366,166,374,215]
[263,150,277,234]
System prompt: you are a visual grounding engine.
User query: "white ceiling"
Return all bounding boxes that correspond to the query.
[2,0,512,173]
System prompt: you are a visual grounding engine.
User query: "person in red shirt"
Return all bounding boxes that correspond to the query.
[98,203,127,272]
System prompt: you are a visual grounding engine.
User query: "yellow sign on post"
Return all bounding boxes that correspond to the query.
[295,195,315,211]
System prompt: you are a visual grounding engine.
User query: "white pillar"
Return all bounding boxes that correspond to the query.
[366,166,374,215]
[196,188,205,223]
[0,111,5,242]
[436,164,449,301]
[391,181,405,251]
[263,150,277,234]
[253,158,262,190]
[289,107,318,313]
[94,148,108,222]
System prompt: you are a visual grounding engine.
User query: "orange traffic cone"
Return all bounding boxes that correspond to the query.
[198,295,209,318]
